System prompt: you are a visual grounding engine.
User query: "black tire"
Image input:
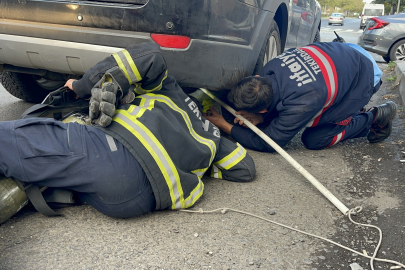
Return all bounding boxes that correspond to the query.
[328,23,331,25]
[389,39,405,62]
[313,28,320,43]
[0,72,64,103]
[252,20,281,75]
[382,55,391,63]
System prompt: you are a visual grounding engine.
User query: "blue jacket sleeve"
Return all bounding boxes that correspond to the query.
[231,88,324,152]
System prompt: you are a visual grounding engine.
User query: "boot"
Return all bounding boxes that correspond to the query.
[367,101,397,143]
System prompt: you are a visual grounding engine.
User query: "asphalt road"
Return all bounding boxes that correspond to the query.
[0,21,404,270]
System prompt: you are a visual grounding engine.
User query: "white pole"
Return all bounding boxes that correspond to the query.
[200,88,350,215]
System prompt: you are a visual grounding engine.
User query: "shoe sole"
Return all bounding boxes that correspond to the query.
[370,121,393,143]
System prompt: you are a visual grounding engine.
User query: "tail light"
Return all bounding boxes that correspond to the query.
[367,17,390,30]
[151,34,191,49]
[339,18,342,20]
[329,17,332,19]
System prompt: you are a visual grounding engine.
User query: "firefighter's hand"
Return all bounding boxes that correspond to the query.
[204,106,233,134]
[89,82,118,127]
[234,111,263,127]
[64,79,76,91]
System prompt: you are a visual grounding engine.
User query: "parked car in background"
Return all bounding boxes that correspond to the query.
[360,3,384,29]
[0,0,321,103]
[329,13,345,26]
[358,13,405,62]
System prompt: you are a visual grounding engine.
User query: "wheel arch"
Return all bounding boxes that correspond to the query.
[272,3,289,52]
[387,36,405,57]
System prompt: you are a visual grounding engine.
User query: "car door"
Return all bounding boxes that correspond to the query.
[286,0,304,48]
[297,0,315,47]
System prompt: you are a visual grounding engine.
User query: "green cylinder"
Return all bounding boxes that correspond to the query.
[0,176,28,224]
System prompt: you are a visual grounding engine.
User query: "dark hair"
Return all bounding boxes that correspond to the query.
[227,76,273,113]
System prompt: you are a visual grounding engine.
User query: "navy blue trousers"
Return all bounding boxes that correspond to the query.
[301,111,373,150]
[301,80,382,150]
[0,118,156,218]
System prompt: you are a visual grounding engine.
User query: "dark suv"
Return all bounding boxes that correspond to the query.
[0,0,321,103]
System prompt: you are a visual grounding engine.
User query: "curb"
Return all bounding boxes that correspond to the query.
[395,61,405,106]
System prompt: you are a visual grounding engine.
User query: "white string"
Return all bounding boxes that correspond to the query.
[180,207,405,269]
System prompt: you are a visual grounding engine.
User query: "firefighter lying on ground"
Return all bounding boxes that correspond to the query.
[205,42,397,152]
[0,43,255,221]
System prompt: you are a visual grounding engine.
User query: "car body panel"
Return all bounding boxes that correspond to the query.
[328,13,344,25]
[358,13,405,57]
[0,0,321,91]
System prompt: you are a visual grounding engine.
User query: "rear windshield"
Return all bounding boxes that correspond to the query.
[331,13,343,17]
[364,9,383,16]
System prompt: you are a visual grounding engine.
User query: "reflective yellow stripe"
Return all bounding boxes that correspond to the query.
[122,50,142,82]
[215,143,246,170]
[129,97,154,119]
[133,94,212,207]
[210,165,222,179]
[134,70,168,95]
[191,167,208,179]
[114,111,185,209]
[142,93,216,165]
[112,53,132,84]
[184,178,204,208]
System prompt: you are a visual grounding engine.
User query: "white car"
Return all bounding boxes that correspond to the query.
[360,3,385,29]
[329,13,345,26]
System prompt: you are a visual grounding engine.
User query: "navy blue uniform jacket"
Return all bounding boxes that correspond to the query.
[231,42,377,152]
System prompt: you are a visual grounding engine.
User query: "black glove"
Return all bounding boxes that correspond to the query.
[89,82,118,127]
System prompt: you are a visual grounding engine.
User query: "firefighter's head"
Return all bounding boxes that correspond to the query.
[228,76,273,114]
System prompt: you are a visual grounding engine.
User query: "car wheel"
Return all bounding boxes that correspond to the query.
[313,28,320,43]
[0,72,65,103]
[252,20,281,75]
[328,23,331,25]
[389,39,405,62]
[341,23,344,26]
[382,55,391,63]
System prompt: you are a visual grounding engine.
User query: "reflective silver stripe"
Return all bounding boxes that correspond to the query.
[213,165,219,178]
[142,95,216,163]
[129,98,151,118]
[193,171,205,178]
[215,145,245,170]
[105,134,118,152]
[332,131,344,146]
[116,113,182,209]
[130,105,142,117]
[184,178,204,206]
[116,50,138,84]
[302,46,336,107]
[302,46,337,127]
[306,109,323,127]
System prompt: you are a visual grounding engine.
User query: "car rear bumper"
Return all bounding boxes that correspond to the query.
[357,32,389,56]
[0,33,256,90]
[328,19,343,24]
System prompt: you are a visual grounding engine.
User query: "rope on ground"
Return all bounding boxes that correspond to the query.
[179,206,405,270]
